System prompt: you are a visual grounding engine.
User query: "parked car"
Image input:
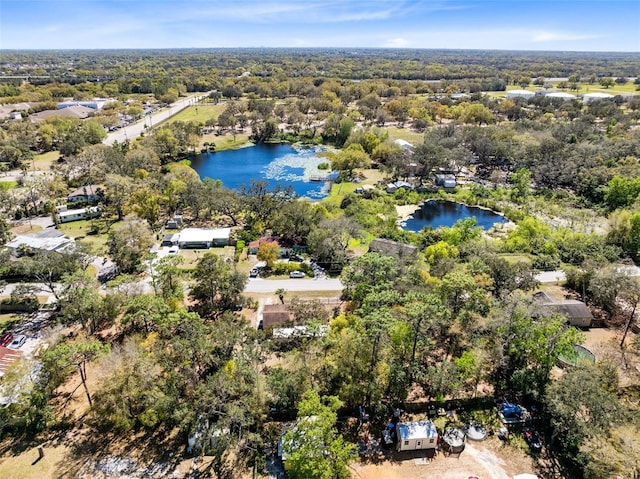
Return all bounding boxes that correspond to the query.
[249,268,259,278]
[289,254,304,262]
[167,245,179,254]
[0,332,13,347]
[8,334,26,350]
[524,429,542,452]
[289,271,306,278]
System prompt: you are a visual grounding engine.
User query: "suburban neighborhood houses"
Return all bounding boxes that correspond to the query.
[0,6,639,478]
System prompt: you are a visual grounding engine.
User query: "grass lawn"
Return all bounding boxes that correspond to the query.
[58,220,109,255]
[32,151,60,171]
[202,132,252,151]
[166,104,226,124]
[176,246,235,270]
[0,180,17,190]
[10,224,43,235]
[0,441,71,479]
[498,253,533,264]
[0,313,20,332]
[323,181,359,208]
[498,82,639,97]
[383,126,425,145]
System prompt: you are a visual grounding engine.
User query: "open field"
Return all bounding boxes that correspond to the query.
[499,82,639,97]
[32,151,60,171]
[165,103,226,124]
[202,132,252,151]
[383,126,425,145]
[58,220,109,255]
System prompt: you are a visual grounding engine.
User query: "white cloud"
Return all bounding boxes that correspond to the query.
[386,37,409,47]
[532,31,606,43]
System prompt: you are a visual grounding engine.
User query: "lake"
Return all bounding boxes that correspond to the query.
[400,200,508,232]
[190,143,334,199]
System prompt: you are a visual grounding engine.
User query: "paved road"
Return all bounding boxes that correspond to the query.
[245,278,343,293]
[535,265,640,283]
[104,91,211,145]
[535,271,567,283]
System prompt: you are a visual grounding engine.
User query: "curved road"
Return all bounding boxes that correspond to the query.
[104,91,211,145]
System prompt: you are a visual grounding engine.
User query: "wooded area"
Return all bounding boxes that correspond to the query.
[0,48,639,479]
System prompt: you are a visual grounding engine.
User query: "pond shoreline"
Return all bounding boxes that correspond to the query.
[396,199,511,232]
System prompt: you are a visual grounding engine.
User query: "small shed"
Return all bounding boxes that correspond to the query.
[435,174,457,188]
[396,420,438,452]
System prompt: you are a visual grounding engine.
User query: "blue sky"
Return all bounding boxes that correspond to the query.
[2,0,639,51]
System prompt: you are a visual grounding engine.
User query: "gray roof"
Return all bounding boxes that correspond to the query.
[369,238,418,258]
[546,300,593,320]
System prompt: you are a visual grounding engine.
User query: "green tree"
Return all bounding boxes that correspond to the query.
[599,77,616,89]
[282,390,356,479]
[546,362,624,463]
[190,252,247,317]
[41,339,110,407]
[257,242,279,269]
[153,255,184,301]
[494,301,583,396]
[107,215,154,274]
[329,143,370,177]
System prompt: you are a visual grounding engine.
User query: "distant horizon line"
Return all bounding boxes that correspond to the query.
[2,47,639,55]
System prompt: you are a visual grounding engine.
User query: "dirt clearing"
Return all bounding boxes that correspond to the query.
[352,439,534,479]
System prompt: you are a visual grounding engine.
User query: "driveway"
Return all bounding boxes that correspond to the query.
[245,278,343,293]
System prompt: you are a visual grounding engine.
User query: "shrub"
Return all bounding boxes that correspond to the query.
[317,162,330,170]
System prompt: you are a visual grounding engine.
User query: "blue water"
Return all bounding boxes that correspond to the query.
[401,200,508,232]
[190,144,334,199]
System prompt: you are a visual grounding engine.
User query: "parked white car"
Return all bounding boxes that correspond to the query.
[289,271,306,278]
[8,334,26,349]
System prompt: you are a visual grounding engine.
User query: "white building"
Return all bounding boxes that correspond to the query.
[545,92,576,101]
[506,89,536,100]
[177,228,231,249]
[582,92,614,104]
[396,420,438,452]
[57,98,114,111]
[6,233,74,254]
[393,139,415,150]
[57,207,100,223]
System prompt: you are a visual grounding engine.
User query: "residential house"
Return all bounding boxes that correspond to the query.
[57,206,100,223]
[6,229,74,255]
[534,292,593,328]
[68,184,102,203]
[177,228,231,249]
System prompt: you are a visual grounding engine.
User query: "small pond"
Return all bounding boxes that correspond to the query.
[190,143,334,199]
[400,200,508,232]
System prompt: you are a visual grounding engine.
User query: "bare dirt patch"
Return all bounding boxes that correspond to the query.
[352,439,534,479]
